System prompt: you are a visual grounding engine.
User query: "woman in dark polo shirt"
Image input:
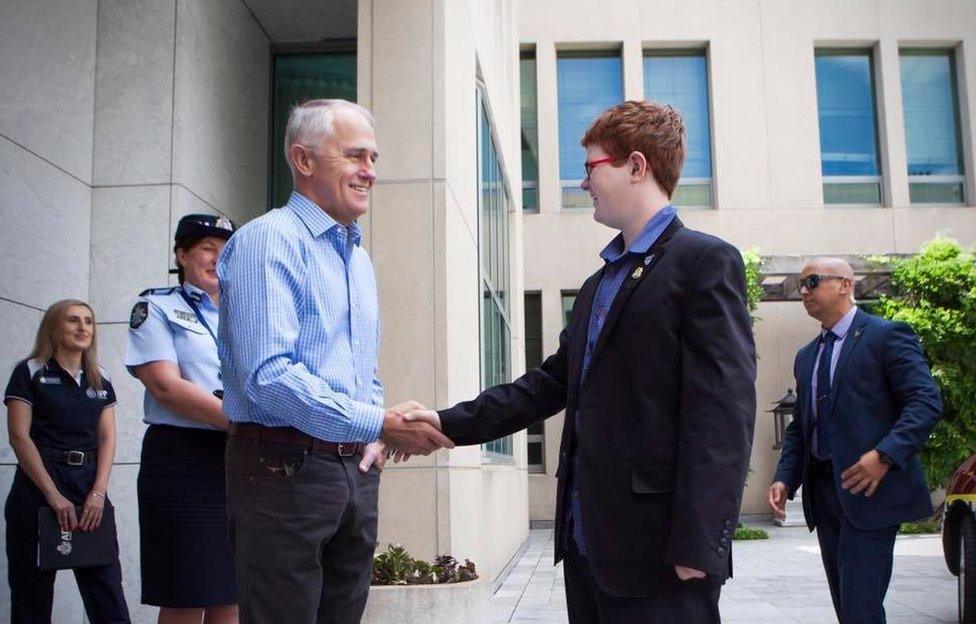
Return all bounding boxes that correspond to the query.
[4,299,130,623]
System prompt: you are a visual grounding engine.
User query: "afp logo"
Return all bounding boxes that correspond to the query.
[57,529,73,556]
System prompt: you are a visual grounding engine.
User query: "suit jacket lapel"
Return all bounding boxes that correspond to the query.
[568,271,601,397]
[797,340,818,441]
[825,310,869,418]
[586,218,683,369]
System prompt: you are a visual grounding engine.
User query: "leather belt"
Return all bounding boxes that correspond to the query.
[228,423,364,457]
[39,449,95,466]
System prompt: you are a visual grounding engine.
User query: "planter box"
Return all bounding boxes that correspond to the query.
[362,577,489,624]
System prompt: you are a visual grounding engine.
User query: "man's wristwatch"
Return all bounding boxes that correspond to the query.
[876,450,895,467]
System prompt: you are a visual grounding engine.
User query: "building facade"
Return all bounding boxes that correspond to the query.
[519,0,976,522]
[0,0,526,620]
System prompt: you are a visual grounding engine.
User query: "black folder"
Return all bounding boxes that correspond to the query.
[37,505,118,571]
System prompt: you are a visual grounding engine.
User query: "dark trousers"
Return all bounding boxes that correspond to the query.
[5,466,131,624]
[811,466,899,624]
[225,433,380,624]
[563,541,722,624]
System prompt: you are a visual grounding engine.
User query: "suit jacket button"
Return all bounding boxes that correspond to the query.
[720,537,729,546]
[722,529,731,538]
[724,520,733,529]
[717,547,726,556]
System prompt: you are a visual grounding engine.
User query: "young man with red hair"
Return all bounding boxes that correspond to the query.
[410,100,757,622]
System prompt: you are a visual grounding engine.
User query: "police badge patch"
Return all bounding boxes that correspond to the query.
[130,302,149,329]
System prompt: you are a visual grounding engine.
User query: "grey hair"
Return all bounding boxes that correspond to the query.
[284,99,374,178]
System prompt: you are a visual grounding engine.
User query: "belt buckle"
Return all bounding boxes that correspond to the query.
[337,443,356,457]
[66,450,85,466]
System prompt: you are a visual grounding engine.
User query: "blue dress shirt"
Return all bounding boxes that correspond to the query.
[811,305,858,459]
[567,204,677,555]
[217,192,385,443]
[125,282,222,429]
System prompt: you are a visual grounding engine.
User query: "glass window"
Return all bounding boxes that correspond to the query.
[557,52,623,209]
[814,50,883,205]
[270,51,357,209]
[900,49,966,204]
[644,51,713,207]
[478,89,514,460]
[561,291,578,329]
[524,292,544,472]
[521,51,540,213]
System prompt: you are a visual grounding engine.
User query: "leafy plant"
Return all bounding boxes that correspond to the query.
[867,238,976,490]
[371,544,479,586]
[733,524,769,540]
[898,521,941,535]
[741,248,765,325]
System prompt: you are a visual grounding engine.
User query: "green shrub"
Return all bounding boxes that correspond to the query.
[371,544,479,586]
[868,238,976,490]
[741,248,765,324]
[898,521,941,535]
[733,526,769,540]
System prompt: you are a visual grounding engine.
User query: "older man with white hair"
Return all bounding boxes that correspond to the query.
[217,99,453,623]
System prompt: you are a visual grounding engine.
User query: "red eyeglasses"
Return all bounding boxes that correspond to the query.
[583,156,624,180]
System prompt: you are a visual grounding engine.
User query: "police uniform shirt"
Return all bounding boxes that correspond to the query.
[124,283,221,430]
[4,359,116,452]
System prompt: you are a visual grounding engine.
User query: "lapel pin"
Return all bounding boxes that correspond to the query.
[632,266,644,280]
[644,254,654,266]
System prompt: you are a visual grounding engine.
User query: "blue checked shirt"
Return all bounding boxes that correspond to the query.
[217,192,385,443]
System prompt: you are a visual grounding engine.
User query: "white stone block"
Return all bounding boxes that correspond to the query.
[0,0,97,183]
[0,139,91,309]
[93,0,177,186]
[98,324,149,465]
[172,0,269,223]
[91,186,171,324]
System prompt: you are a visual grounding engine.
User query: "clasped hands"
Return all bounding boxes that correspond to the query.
[358,401,453,473]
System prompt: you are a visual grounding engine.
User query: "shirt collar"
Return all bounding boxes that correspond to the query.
[599,204,677,264]
[181,282,213,307]
[47,357,84,386]
[287,191,362,247]
[823,306,858,340]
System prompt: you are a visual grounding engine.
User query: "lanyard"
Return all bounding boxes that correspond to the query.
[178,288,218,347]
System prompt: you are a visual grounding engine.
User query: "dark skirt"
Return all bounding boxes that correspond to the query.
[138,424,236,608]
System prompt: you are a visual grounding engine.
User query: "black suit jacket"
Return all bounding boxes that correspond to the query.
[438,218,757,596]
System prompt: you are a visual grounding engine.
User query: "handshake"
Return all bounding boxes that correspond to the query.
[379,400,454,458]
[357,401,452,474]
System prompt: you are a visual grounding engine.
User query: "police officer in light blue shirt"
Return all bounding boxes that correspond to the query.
[124,214,238,621]
[127,281,222,429]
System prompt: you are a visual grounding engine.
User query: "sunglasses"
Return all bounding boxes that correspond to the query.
[797,274,847,293]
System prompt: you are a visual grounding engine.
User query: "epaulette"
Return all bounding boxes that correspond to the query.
[139,286,179,297]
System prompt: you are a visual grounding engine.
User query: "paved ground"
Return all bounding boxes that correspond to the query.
[492,527,958,623]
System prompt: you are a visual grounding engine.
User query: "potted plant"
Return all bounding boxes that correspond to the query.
[362,544,489,624]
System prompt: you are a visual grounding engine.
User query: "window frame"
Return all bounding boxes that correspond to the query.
[556,49,624,211]
[267,40,357,211]
[643,48,715,209]
[477,84,515,463]
[899,47,967,205]
[814,47,886,207]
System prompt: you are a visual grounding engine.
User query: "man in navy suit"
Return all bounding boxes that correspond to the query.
[769,257,942,624]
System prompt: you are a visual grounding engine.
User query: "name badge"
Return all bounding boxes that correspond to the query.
[40,376,62,385]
